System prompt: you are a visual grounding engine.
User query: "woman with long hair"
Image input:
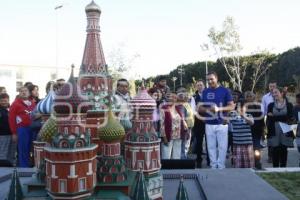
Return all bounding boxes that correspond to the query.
[266,87,294,167]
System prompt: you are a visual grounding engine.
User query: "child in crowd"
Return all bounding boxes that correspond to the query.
[229,105,255,168]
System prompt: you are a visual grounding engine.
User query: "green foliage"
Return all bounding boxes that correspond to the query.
[137,47,300,93]
[208,16,244,91]
[269,47,300,88]
[208,16,242,53]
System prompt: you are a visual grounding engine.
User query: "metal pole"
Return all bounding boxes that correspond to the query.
[173,80,175,92]
[179,66,183,86]
[55,10,58,78]
[180,71,183,86]
[205,60,208,88]
[172,77,177,92]
[55,5,63,79]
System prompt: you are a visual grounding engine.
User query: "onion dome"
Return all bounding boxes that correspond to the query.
[38,117,58,143]
[97,110,125,142]
[85,0,101,13]
[176,176,189,200]
[36,89,55,114]
[53,65,90,114]
[129,86,156,115]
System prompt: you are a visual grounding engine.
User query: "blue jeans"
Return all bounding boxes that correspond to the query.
[17,127,32,167]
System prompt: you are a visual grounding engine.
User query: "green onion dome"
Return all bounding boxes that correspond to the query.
[38,116,58,143]
[97,110,125,142]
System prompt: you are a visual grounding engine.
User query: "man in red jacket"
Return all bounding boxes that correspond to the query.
[9,86,36,167]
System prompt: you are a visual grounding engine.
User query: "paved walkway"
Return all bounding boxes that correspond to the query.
[198,168,288,200]
[197,144,300,169]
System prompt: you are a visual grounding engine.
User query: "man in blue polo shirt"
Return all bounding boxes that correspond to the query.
[199,71,234,169]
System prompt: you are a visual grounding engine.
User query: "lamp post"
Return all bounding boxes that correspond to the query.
[178,66,184,87]
[172,77,177,92]
[55,4,63,79]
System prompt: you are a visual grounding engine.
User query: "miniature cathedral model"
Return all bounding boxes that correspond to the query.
[11,1,164,200]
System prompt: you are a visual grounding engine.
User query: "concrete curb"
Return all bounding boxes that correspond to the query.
[255,167,300,173]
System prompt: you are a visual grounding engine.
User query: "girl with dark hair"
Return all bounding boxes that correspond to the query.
[266,87,295,167]
[27,84,40,104]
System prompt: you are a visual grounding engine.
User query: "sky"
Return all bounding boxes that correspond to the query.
[0,0,300,79]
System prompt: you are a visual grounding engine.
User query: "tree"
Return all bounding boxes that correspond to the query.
[293,75,300,92]
[207,16,276,92]
[208,16,244,91]
[242,52,277,92]
[107,44,140,83]
[269,47,300,88]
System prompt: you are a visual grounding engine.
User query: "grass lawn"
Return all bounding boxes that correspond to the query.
[258,172,300,200]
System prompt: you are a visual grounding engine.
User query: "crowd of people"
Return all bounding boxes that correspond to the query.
[144,71,300,169]
[0,79,65,167]
[1,71,300,170]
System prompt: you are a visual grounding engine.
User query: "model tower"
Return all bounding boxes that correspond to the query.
[79,0,113,105]
[78,0,115,154]
[124,86,163,200]
[43,66,98,199]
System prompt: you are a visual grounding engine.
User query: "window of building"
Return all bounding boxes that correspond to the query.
[93,173,96,186]
[79,178,86,192]
[69,164,76,178]
[51,164,56,178]
[45,162,48,174]
[126,159,131,167]
[75,127,80,134]
[47,177,51,190]
[64,127,68,134]
[138,160,144,169]
[87,162,93,175]
[59,179,67,193]
[75,140,84,148]
[152,159,157,168]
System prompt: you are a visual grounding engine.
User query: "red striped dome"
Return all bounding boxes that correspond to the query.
[129,87,156,116]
